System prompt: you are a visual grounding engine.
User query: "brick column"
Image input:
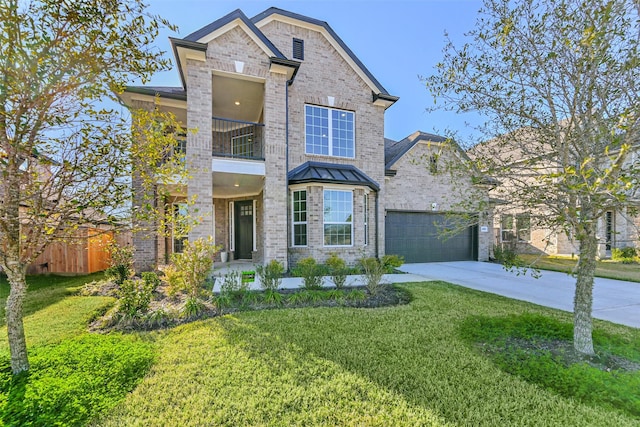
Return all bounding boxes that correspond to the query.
[186,60,214,242]
[262,73,288,268]
[131,99,157,272]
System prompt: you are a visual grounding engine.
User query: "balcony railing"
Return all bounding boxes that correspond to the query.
[212,117,265,160]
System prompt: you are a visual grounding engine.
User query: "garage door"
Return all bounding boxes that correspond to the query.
[385,211,477,263]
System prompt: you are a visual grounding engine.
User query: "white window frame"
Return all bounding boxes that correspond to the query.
[292,190,308,247]
[228,201,235,252]
[304,104,355,159]
[363,193,369,246]
[172,203,188,253]
[323,189,354,247]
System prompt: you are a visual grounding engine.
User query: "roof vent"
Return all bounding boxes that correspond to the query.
[293,38,304,60]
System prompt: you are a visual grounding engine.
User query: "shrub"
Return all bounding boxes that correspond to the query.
[325,253,348,289]
[612,247,637,264]
[381,254,404,273]
[105,242,134,285]
[117,278,155,318]
[161,264,185,297]
[263,289,283,305]
[141,271,161,291]
[171,237,219,298]
[359,257,385,296]
[292,257,326,290]
[181,297,206,319]
[493,245,522,267]
[256,260,284,291]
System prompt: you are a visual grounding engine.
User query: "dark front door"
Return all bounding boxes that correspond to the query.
[235,201,253,259]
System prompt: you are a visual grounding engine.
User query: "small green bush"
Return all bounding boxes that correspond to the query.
[141,271,161,291]
[117,278,155,318]
[263,289,283,305]
[612,247,637,264]
[359,257,385,295]
[381,254,404,273]
[162,264,185,297]
[181,297,206,319]
[256,260,285,291]
[292,257,326,290]
[493,245,522,267]
[105,242,134,285]
[325,253,349,289]
[171,237,219,298]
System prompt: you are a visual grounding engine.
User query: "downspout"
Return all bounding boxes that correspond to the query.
[375,192,379,258]
[285,78,293,270]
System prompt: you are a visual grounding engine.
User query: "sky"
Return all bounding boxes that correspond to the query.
[139,0,485,142]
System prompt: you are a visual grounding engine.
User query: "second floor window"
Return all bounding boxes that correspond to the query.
[305,105,354,158]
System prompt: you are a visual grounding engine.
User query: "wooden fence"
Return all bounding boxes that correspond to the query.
[27,228,124,275]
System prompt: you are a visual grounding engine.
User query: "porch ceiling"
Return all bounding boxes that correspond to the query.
[212,75,264,123]
[213,171,264,198]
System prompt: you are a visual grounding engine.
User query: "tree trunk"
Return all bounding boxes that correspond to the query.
[574,222,598,356]
[4,263,29,374]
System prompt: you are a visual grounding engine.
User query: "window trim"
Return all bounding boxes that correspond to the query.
[228,201,235,252]
[323,188,354,247]
[291,190,308,247]
[500,213,531,243]
[363,193,369,246]
[172,203,188,253]
[304,104,355,159]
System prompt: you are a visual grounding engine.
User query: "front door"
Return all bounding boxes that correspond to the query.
[234,200,253,259]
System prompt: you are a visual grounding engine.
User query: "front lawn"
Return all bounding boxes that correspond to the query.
[519,254,640,282]
[0,275,638,426]
[98,282,639,426]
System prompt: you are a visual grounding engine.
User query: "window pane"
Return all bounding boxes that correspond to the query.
[305,105,329,155]
[331,110,354,157]
[323,190,353,246]
[292,190,307,246]
[294,224,307,246]
[324,224,352,246]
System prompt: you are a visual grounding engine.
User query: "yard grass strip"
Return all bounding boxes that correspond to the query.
[519,254,640,282]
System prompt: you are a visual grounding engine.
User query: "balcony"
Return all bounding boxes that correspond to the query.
[210,117,265,198]
[212,117,264,160]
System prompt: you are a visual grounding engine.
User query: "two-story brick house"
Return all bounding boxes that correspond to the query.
[120,7,492,271]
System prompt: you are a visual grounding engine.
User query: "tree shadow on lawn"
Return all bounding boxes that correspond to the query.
[0,273,103,326]
[212,282,638,426]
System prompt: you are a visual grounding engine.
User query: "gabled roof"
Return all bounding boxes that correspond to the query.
[252,7,397,102]
[384,131,448,170]
[288,161,379,191]
[184,9,285,59]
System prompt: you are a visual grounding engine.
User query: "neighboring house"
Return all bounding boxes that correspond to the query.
[473,129,640,259]
[119,7,490,270]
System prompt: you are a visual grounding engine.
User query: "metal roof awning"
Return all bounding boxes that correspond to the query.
[288,161,379,191]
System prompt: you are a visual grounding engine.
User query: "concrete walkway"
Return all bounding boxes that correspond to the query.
[398,261,640,328]
[210,261,425,292]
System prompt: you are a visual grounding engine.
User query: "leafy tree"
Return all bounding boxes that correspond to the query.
[0,0,182,373]
[424,0,639,355]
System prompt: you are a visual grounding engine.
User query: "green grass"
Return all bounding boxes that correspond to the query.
[0,274,154,426]
[460,313,640,416]
[520,254,640,282]
[98,282,640,426]
[0,275,639,426]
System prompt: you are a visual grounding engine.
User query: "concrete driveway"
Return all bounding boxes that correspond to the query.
[398,261,640,328]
